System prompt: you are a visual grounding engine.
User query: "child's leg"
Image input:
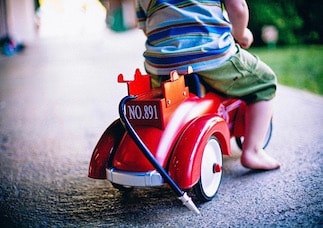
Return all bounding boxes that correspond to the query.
[241,99,280,170]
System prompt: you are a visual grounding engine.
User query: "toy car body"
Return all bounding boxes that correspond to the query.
[88,69,272,202]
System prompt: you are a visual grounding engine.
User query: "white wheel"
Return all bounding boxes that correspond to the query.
[194,136,223,201]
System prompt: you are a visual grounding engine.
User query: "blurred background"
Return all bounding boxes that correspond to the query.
[0,0,322,95]
[0,1,322,226]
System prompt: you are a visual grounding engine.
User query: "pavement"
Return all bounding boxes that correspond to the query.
[0,29,322,227]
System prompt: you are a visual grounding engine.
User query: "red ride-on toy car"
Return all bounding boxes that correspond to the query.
[88,69,272,214]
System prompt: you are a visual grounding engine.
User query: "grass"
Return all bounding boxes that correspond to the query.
[250,45,323,95]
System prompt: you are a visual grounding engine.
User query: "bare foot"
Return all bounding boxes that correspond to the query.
[241,149,280,170]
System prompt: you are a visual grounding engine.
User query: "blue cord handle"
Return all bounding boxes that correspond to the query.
[118,95,200,214]
[118,95,184,197]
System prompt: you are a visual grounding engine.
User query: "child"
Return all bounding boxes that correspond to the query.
[136,0,280,170]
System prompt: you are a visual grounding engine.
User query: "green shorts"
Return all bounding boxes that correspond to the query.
[149,45,277,104]
[198,45,277,104]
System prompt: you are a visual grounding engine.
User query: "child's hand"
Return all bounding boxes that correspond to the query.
[236,28,254,49]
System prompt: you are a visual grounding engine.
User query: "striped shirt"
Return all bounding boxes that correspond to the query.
[136,0,236,76]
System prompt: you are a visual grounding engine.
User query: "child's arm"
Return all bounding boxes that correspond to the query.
[224,0,253,48]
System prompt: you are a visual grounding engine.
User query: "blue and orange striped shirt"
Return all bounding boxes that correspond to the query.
[136,0,236,76]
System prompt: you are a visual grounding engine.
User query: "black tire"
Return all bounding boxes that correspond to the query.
[235,119,273,150]
[111,183,134,193]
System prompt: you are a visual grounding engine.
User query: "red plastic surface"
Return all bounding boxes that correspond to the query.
[169,115,231,189]
[118,69,151,96]
[113,127,164,171]
[88,120,125,179]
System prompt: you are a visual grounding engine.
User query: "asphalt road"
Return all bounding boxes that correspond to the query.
[0,30,322,227]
